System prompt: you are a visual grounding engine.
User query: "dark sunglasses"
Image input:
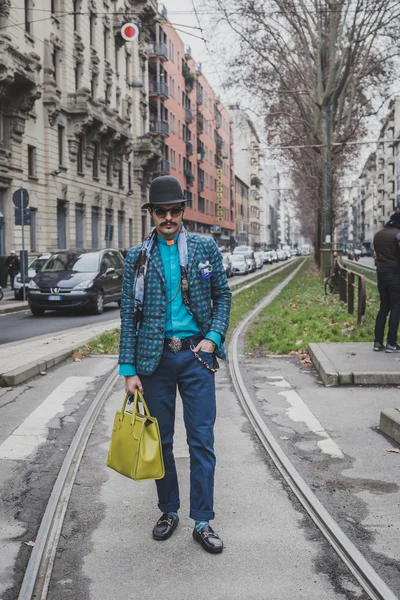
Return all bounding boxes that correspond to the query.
[152,206,184,218]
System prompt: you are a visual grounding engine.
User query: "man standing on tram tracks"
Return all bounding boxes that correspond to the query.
[118,175,232,554]
[373,211,400,352]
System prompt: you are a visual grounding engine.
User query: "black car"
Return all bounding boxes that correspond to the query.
[28,249,124,316]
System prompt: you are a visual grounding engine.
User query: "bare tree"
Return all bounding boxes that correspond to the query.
[208,0,400,257]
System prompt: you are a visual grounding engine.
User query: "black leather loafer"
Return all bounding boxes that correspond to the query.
[192,525,223,554]
[153,513,179,541]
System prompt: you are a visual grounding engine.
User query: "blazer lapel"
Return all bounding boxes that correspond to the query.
[188,234,199,283]
[149,243,166,290]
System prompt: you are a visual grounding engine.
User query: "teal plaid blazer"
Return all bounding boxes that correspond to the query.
[118,233,232,375]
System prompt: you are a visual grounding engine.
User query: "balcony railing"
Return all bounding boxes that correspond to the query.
[147,42,168,61]
[198,179,204,192]
[149,80,169,98]
[197,113,204,133]
[215,113,222,129]
[197,149,204,163]
[197,89,204,104]
[186,141,193,155]
[149,120,169,136]
[216,138,223,154]
[185,108,193,123]
[157,159,170,175]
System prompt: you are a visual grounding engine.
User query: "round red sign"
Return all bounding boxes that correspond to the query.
[121,22,139,41]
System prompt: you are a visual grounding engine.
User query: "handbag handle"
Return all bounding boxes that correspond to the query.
[122,389,151,419]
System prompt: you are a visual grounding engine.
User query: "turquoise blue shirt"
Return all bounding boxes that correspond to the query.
[120,234,221,377]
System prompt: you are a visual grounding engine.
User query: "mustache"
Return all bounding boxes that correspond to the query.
[161,222,177,226]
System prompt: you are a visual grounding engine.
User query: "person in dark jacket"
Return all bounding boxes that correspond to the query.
[373,212,400,352]
[4,250,20,290]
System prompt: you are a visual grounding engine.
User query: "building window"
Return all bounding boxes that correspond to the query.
[115,43,120,75]
[125,52,131,83]
[118,160,123,187]
[178,153,182,172]
[92,207,99,249]
[58,125,64,166]
[30,209,37,252]
[93,143,99,179]
[73,0,80,32]
[91,72,98,97]
[75,204,84,248]
[105,208,113,244]
[118,211,124,247]
[52,48,60,86]
[75,62,82,91]
[107,153,113,184]
[28,145,36,177]
[77,136,84,174]
[105,83,112,106]
[104,27,109,60]
[171,149,176,169]
[128,161,132,190]
[177,86,180,104]
[57,201,67,249]
[129,218,133,247]
[24,0,32,33]
[90,13,96,46]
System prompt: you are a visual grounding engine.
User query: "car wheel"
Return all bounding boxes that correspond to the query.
[92,291,104,315]
[30,306,45,316]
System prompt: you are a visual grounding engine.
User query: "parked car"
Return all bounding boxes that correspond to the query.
[230,254,248,275]
[222,253,233,278]
[270,250,278,262]
[13,253,52,300]
[254,252,264,269]
[28,249,124,316]
[263,251,273,264]
[276,249,286,261]
[282,245,291,260]
[233,245,256,272]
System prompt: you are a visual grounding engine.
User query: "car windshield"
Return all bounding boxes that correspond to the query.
[231,255,245,263]
[234,246,250,254]
[29,258,47,273]
[42,252,100,273]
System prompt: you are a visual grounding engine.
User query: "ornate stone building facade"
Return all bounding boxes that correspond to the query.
[0,0,161,254]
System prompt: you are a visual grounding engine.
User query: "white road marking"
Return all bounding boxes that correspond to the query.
[266,377,343,459]
[0,377,94,460]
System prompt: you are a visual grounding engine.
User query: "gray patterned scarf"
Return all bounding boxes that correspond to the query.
[132,225,190,335]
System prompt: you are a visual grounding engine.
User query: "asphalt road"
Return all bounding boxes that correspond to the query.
[0,260,294,346]
[0,304,121,345]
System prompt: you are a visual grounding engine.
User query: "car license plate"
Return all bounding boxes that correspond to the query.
[48,295,62,301]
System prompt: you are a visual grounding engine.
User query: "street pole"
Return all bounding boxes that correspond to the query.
[325,103,332,278]
[20,190,26,301]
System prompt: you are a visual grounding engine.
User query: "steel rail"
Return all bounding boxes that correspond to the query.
[229,262,399,600]
[342,260,377,286]
[18,365,119,600]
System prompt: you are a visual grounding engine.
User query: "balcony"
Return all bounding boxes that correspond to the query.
[198,179,204,192]
[156,159,170,175]
[149,119,169,137]
[216,138,223,155]
[197,88,204,105]
[147,42,168,61]
[183,63,195,93]
[186,141,193,155]
[184,168,194,187]
[215,113,222,129]
[197,112,204,133]
[149,80,169,98]
[185,108,193,123]
[197,149,205,163]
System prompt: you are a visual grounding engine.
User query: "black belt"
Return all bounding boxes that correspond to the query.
[164,335,203,353]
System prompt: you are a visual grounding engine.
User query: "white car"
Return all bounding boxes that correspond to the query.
[254,252,264,269]
[262,251,273,264]
[230,254,248,275]
[276,249,286,261]
[14,253,52,300]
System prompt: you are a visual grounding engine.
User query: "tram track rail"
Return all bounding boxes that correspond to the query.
[229,260,399,600]
[17,254,398,600]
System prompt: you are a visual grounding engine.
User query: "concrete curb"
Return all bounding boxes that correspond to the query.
[0,348,78,386]
[308,343,339,386]
[379,408,400,444]
[0,302,29,315]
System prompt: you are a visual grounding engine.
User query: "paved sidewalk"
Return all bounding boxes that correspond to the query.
[0,320,119,386]
[0,287,28,315]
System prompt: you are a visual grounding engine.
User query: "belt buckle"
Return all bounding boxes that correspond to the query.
[168,336,182,353]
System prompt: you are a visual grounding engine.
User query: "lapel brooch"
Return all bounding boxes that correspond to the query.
[198,261,213,280]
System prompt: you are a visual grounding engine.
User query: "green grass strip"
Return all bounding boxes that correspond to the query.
[230,259,300,291]
[80,329,120,356]
[246,261,380,355]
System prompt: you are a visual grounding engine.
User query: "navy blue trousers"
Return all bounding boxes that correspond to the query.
[141,348,216,521]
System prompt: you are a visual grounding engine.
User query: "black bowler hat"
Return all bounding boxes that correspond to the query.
[142,176,187,209]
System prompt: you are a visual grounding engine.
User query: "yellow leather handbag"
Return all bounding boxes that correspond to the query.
[106,390,165,481]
